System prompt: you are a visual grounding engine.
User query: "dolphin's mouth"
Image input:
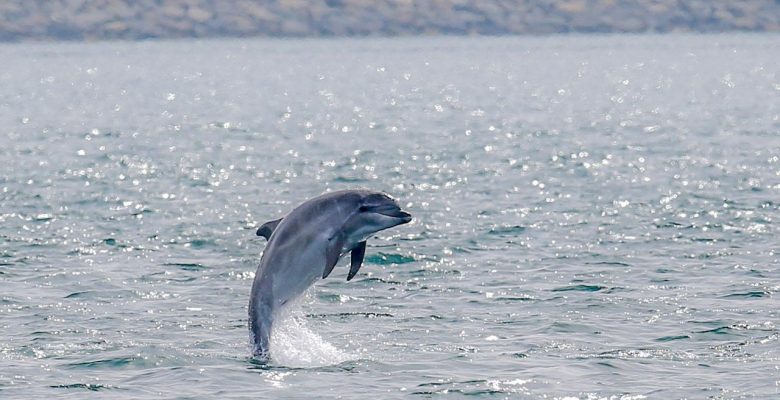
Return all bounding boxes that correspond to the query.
[371,204,412,223]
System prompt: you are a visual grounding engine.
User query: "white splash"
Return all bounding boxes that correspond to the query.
[269,303,356,368]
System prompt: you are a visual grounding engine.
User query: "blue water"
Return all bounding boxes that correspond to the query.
[1,34,779,399]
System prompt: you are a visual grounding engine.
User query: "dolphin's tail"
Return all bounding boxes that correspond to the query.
[249,294,274,361]
[250,318,272,360]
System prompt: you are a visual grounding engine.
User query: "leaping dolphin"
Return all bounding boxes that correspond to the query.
[249,189,412,360]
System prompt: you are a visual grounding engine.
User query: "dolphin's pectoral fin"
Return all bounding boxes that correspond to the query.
[323,234,345,279]
[256,218,283,240]
[347,241,367,281]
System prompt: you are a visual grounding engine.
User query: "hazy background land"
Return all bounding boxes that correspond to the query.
[1,0,779,41]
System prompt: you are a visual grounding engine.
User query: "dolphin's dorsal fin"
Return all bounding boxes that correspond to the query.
[323,233,345,279]
[347,241,367,281]
[256,218,283,240]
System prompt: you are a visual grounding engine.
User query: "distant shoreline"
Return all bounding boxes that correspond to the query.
[4,31,779,47]
[1,0,778,42]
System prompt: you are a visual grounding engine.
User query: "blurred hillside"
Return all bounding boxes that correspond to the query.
[1,0,779,41]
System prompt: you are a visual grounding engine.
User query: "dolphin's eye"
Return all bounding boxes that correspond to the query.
[359,205,369,212]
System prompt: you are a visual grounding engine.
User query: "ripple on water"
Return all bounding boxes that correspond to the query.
[721,290,770,299]
[364,252,415,265]
[50,383,118,392]
[412,378,533,396]
[551,284,606,292]
[162,262,210,271]
[65,356,151,370]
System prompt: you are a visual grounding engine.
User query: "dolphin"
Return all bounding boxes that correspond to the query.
[248,189,412,360]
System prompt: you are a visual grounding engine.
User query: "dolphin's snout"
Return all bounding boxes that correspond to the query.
[371,204,412,223]
[395,210,412,223]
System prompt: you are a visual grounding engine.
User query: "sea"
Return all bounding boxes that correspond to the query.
[1,34,779,399]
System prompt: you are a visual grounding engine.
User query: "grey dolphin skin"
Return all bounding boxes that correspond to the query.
[249,189,412,360]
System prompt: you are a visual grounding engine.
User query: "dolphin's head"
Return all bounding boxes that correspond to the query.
[342,191,412,243]
[359,191,412,225]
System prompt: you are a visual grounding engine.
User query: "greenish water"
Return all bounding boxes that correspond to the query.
[1,34,779,399]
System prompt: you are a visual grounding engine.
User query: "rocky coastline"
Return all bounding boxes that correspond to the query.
[1,0,778,41]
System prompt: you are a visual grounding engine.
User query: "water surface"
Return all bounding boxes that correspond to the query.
[1,34,779,399]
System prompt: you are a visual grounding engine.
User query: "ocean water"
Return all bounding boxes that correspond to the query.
[1,34,779,399]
